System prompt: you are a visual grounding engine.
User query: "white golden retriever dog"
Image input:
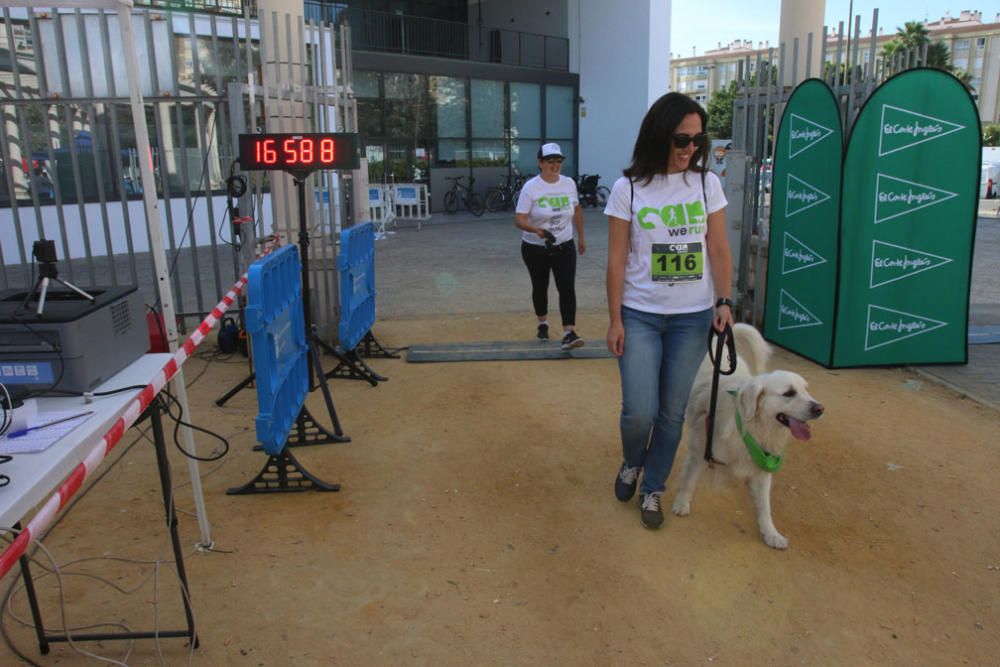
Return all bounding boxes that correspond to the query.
[671,324,824,549]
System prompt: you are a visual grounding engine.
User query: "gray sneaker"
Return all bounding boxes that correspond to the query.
[614,463,640,502]
[639,492,664,529]
[561,330,584,350]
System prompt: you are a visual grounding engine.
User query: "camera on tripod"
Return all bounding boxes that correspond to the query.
[33,239,58,266]
[22,239,95,316]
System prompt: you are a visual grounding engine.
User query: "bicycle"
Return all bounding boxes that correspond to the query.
[576,173,610,208]
[485,169,525,213]
[443,176,486,216]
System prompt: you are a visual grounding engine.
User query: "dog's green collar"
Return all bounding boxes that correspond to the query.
[729,390,784,473]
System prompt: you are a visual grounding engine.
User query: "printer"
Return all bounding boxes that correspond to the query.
[0,286,149,395]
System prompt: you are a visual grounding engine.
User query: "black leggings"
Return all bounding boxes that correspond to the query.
[521,240,577,327]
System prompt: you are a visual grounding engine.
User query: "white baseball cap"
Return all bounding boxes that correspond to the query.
[538,142,564,159]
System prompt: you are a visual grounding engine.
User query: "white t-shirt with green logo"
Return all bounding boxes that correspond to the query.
[604,171,727,315]
[515,175,580,247]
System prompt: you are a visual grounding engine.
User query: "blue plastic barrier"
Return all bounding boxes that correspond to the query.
[246,245,309,455]
[338,222,376,351]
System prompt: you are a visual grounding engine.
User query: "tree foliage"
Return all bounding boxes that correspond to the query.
[984,124,1000,147]
[878,20,975,91]
[706,81,738,140]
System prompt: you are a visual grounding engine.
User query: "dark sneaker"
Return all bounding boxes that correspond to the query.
[614,463,640,502]
[639,492,664,529]
[561,330,584,350]
[537,323,549,340]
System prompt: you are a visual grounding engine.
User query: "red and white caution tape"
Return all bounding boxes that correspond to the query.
[0,239,281,580]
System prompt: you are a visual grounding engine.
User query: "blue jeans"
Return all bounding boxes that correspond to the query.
[617,305,713,495]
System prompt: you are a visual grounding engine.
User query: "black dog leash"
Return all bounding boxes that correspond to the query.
[705,324,737,468]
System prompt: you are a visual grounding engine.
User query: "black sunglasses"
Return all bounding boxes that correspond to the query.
[671,133,708,149]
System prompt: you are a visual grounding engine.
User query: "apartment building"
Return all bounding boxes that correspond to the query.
[670,10,1000,125]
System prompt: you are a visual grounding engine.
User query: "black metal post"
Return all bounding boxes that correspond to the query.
[16,521,50,654]
[295,173,314,389]
[149,403,199,649]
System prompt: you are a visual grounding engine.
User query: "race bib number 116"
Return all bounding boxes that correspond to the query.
[651,242,703,282]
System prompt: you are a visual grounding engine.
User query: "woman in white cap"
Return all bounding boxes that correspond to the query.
[514,142,587,350]
[604,93,734,530]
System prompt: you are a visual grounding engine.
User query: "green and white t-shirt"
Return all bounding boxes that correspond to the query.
[515,175,580,247]
[604,171,727,315]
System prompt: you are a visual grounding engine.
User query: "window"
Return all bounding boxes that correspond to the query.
[437,139,467,165]
[471,79,504,138]
[545,85,574,140]
[384,72,429,139]
[430,76,466,165]
[430,76,466,138]
[471,140,507,166]
[510,140,538,177]
[354,70,383,137]
[510,82,541,139]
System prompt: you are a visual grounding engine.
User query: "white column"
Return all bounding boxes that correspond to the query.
[5,109,27,199]
[779,0,826,82]
[575,0,671,185]
[257,0,308,244]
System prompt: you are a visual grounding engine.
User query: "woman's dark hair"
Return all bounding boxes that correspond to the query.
[623,92,708,185]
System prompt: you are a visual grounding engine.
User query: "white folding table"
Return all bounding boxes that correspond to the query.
[0,353,198,654]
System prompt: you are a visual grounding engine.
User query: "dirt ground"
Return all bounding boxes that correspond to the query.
[1,309,999,666]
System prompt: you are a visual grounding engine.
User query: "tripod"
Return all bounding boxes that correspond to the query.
[22,240,94,316]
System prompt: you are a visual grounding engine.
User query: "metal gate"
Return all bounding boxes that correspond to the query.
[727,10,932,325]
[0,5,355,336]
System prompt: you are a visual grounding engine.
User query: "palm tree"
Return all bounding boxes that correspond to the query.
[879,20,974,90]
[895,21,930,49]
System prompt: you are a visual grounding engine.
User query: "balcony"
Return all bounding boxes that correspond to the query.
[304,4,569,71]
[479,27,569,71]
[135,0,255,16]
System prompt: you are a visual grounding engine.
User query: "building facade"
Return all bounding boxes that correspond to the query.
[163,0,673,207]
[298,0,670,206]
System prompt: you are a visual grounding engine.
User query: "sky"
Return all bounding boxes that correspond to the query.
[670,1,1000,57]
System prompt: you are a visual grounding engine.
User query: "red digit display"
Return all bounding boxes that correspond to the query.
[239,133,359,172]
[257,139,277,164]
[320,138,335,163]
[283,138,298,164]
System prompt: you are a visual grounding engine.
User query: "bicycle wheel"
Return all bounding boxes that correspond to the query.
[443,190,459,214]
[595,186,610,208]
[468,192,486,216]
[485,189,504,213]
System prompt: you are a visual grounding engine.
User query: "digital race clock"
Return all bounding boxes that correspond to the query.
[238,133,361,173]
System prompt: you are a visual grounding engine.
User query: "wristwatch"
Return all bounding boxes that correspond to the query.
[715,297,735,309]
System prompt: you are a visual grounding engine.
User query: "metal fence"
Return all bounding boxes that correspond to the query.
[729,9,932,325]
[0,6,354,337]
[136,0,254,16]
[303,3,571,72]
[306,5,469,60]
[483,28,569,71]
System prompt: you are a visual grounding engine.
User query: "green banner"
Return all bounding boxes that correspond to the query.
[833,69,980,366]
[764,79,843,364]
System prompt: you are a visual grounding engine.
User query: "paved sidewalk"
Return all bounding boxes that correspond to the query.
[913,214,1000,409]
[377,209,1000,411]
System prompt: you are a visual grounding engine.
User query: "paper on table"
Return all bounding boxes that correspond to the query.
[0,411,94,454]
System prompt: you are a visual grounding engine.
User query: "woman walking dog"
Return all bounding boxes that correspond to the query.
[604,93,735,529]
